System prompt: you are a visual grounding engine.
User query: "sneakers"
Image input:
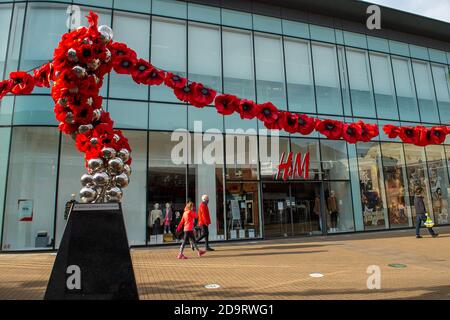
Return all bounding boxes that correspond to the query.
[198,250,206,257]
[206,247,215,251]
[177,253,188,259]
[416,235,423,238]
[432,233,439,238]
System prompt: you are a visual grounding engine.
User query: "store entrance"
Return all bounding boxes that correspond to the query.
[262,182,323,238]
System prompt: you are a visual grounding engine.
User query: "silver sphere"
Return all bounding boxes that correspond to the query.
[113,134,120,142]
[72,66,87,78]
[80,173,94,187]
[117,148,130,163]
[87,158,104,172]
[98,25,113,44]
[80,187,97,203]
[93,172,110,187]
[78,124,93,134]
[106,187,122,202]
[67,48,78,62]
[87,59,100,71]
[108,157,124,174]
[93,109,103,121]
[101,147,116,160]
[104,49,112,63]
[123,164,132,177]
[90,137,99,146]
[65,112,75,124]
[58,97,68,107]
[114,173,129,188]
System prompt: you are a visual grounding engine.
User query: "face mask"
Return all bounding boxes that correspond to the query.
[204,200,209,205]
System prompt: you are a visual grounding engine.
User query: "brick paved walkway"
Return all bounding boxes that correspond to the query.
[1,227,450,300]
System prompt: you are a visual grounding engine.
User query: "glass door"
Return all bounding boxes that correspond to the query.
[291,183,323,236]
[262,183,292,238]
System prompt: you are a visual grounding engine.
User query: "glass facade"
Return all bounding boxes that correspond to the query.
[0,0,449,251]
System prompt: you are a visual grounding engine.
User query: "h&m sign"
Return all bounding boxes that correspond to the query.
[275,152,310,181]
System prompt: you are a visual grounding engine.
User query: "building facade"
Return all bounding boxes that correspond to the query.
[0,0,449,251]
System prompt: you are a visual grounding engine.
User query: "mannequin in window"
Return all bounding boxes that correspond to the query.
[163,202,173,234]
[327,190,339,233]
[313,194,322,231]
[148,203,163,236]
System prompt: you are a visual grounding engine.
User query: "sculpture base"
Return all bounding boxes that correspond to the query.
[44,203,139,300]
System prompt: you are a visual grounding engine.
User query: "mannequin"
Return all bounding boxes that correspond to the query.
[148,203,163,236]
[327,191,339,232]
[163,202,173,234]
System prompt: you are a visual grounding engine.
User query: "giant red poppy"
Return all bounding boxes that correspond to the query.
[174,82,196,103]
[429,126,447,145]
[399,126,419,144]
[0,80,12,99]
[415,126,432,147]
[383,125,400,139]
[9,71,35,95]
[33,63,53,88]
[109,42,137,60]
[112,54,137,75]
[72,104,94,125]
[132,59,165,85]
[237,99,258,119]
[342,122,363,144]
[279,112,298,134]
[214,94,239,115]
[164,72,188,89]
[191,83,217,108]
[58,122,78,135]
[315,119,343,140]
[264,117,283,130]
[360,121,379,142]
[296,114,316,136]
[256,102,280,125]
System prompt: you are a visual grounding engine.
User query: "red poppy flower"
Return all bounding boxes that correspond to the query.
[342,122,363,144]
[237,99,258,119]
[399,126,419,144]
[414,126,432,147]
[109,42,137,60]
[72,104,94,125]
[297,114,317,136]
[164,72,188,89]
[264,117,283,130]
[382,125,400,139]
[54,103,69,123]
[256,102,280,125]
[174,82,196,103]
[131,59,152,84]
[279,112,298,134]
[315,119,343,140]
[214,94,239,115]
[9,71,35,95]
[140,66,165,86]
[58,122,78,135]
[85,146,103,161]
[33,63,52,88]
[359,122,379,142]
[0,79,12,99]
[429,126,447,145]
[191,83,217,108]
[112,55,137,74]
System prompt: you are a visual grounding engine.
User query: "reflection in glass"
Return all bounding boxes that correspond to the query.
[290,138,321,180]
[324,181,354,233]
[412,60,440,123]
[431,64,450,124]
[320,140,349,180]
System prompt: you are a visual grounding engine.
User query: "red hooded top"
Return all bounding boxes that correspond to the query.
[176,210,197,232]
[198,202,211,227]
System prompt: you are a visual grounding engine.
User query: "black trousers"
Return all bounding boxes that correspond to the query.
[196,225,210,247]
[330,211,338,228]
[180,231,199,253]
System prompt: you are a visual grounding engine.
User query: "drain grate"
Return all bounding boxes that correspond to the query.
[388,263,407,268]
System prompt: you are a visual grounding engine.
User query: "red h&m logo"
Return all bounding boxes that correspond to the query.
[276,152,310,181]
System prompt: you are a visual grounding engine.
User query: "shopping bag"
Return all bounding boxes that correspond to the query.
[424,213,435,228]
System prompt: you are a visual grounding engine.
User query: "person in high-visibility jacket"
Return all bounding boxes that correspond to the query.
[196,194,215,251]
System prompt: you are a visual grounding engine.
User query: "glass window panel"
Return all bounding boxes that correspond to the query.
[337,46,352,116]
[108,100,148,129]
[426,145,450,225]
[253,15,282,34]
[320,140,349,180]
[188,106,223,132]
[222,28,255,100]
[152,0,187,19]
[259,135,287,181]
[431,64,450,124]
[76,0,112,7]
[149,103,187,131]
[188,3,220,24]
[428,49,447,64]
[370,52,398,120]
[412,60,440,123]
[391,56,420,122]
[410,45,429,60]
[284,38,315,113]
[221,9,252,30]
[346,48,376,118]
[0,127,11,242]
[254,33,286,109]
[4,3,26,76]
[109,12,150,100]
[380,142,412,228]
[356,142,389,230]
[389,40,410,57]
[367,36,389,53]
[343,31,367,49]
[0,95,13,126]
[309,25,335,43]
[2,127,59,251]
[224,113,258,132]
[114,0,151,13]
[0,4,12,79]
[13,95,57,125]
[324,181,354,233]
[335,30,344,45]
[290,138,321,180]
[282,20,309,38]
[188,23,222,93]
[311,42,342,115]
[150,18,186,102]
[226,133,259,180]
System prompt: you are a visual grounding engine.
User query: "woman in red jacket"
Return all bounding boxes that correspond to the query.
[176,201,206,259]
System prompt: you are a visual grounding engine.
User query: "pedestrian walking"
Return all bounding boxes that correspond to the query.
[415,187,439,238]
[176,201,206,259]
[196,194,215,251]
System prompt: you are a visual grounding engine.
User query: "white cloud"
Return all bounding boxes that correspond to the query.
[366,0,450,22]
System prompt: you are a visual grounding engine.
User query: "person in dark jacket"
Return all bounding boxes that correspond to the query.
[414,187,438,238]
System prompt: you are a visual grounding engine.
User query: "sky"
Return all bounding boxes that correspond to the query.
[365,0,450,22]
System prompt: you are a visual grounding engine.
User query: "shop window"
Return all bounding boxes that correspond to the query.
[412,60,440,123]
[324,181,354,233]
[320,140,349,180]
[426,145,450,225]
[226,134,259,180]
[431,64,450,124]
[226,182,261,240]
[2,127,59,251]
[380,142,412,228]
[290,138,321,180]
[284,38,315,113]
[260,136,288,181]
[356,142,389,230]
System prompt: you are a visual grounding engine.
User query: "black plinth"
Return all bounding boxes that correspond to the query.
[44,203,139,300]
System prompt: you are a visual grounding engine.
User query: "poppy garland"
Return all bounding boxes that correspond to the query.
[383,125,448,146]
